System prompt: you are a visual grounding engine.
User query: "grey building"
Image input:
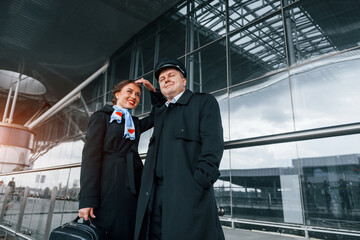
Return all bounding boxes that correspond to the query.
[0,0,359,239]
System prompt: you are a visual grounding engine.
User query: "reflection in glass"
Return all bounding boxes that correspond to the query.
[214,150,231,218]
[222,143,301,223]
[158,1,187,30]
[186,39,227,93]
[87,97,104,113]
[220,143,303,224]
[0,175,24,230]
[108,49,131,95]
[229,72,294,139]
[60,168,81,225]
[33,141,83,169]
[297,134,360,231]
[187,0,226,50]
[31,98,88,165]
[131,35,156,79]
[82,75,105,104]
[285,1,360,64]
[158,17,187,59]
[0,145,31,173]
[229,13,286,86]
[214,90,229,141]
[138,128,153,155]
[134,72,154,116]
[290,51,360,130]
[228,0,281,32]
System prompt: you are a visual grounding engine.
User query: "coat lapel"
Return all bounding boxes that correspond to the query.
[176,89,192,105]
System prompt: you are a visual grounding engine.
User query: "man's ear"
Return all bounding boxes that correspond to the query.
[183,78,187,88]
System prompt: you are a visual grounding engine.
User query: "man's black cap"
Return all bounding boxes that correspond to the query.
[154,57,187,80]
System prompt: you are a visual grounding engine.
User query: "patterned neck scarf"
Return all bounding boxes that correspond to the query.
[109,105,135,140]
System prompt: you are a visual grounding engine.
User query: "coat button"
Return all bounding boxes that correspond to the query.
[145,192,149,196]
[179,129,184,134]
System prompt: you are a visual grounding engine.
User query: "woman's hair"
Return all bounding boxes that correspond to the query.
[111,79,141,105]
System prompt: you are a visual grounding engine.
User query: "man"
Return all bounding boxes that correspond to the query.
[134,57,225,240]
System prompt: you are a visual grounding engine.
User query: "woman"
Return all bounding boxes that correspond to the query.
[78,78,161,239]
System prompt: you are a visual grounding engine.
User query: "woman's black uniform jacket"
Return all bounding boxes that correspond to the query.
[79,92,165,239]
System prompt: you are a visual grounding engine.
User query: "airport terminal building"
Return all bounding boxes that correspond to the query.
[0,0,359,239]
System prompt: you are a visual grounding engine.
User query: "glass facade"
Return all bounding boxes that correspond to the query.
[1,0,360,239]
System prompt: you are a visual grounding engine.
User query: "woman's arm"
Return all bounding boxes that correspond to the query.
[136,78,156,92]
[79,112,106,217]
[136,79,166,133]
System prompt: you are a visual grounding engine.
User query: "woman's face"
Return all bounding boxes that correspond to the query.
[115,83,141,109]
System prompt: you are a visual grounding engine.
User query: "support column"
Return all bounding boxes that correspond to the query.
[44,186,58,240]
[8,74,22,124]
[16,186,29,232]
[2,83,13,123]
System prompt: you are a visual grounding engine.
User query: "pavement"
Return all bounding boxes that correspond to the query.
[223,227,305,240]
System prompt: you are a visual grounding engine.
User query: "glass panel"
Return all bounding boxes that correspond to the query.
[283,0,298,6]
[68,109,88,139]
[0,174,24,230]
[107,49,132,103]
[158,1,187,29]
[82,75,105,104]
[158,17,186,59]
[134,75,156,154]
[0,176,14,220]
[215,150,231,218]
[229,72,294,139]
[186,39,227,93]
[19,169,69,239]
[284,0,360,64]
[213,90,229,141]
[228,0,281,32]
[61,167,80,225]
[297,134,360,231]
[0,145,31,172]
[52,169,72,229]
[227,142,302,224]
[33,141,82,169]
[70,140,84,164]
[188,0,226,50]
[109,49,131,84]
[229,13,286,86]
[290,50,360,130]
[88,96,104,113]
[138,128,153,155]
[134,72,154,116]
[0,177,7,208]
[133,35,156,78]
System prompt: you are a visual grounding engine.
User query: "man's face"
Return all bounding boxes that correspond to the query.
[158,68,186,101]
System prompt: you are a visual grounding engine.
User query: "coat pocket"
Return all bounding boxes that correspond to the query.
[174,128,200,143]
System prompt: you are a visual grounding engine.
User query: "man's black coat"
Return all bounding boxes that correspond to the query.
[134,90,225,240]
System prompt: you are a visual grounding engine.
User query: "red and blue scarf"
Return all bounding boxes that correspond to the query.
[109,105,135,140]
